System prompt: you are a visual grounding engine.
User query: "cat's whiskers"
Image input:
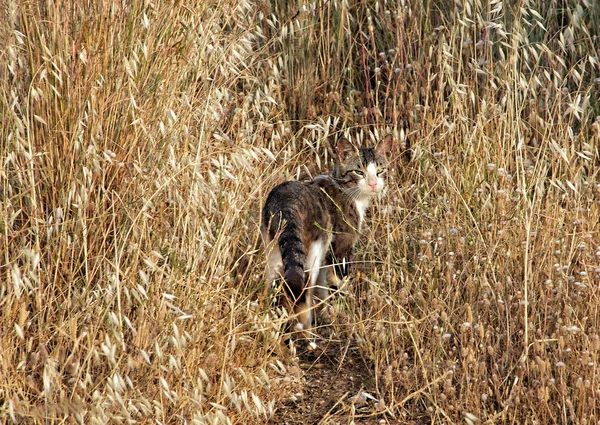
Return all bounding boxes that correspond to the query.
[344,186,362,201]
[345,184,378,204]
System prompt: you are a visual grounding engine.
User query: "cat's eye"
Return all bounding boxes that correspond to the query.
[376,169,386,176]
[352,170,364,176]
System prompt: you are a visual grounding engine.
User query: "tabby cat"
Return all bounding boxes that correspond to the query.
[261,134,393,337]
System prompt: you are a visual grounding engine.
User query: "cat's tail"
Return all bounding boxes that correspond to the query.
[278,215,306,300]
[265,210,306,302]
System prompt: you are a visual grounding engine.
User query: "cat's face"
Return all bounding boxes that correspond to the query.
[333,134,393,199]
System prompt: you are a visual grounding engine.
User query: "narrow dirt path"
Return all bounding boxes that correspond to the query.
[270,339,389,425]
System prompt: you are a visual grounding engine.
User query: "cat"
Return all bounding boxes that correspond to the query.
[261,134,393,337]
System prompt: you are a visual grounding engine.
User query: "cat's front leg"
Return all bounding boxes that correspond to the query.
[314,233,355,303]
[331,233,356,280]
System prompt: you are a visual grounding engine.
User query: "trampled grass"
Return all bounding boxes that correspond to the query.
[2,0,600,423]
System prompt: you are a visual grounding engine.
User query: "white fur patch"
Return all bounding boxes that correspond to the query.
[358,163,384,194]
[355,198,370,232]
[306,239,326,284]
[367,163,384,192]
[355,163,384,232]
[367,163,377,176]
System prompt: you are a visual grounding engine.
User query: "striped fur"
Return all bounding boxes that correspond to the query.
[261,134,393,337]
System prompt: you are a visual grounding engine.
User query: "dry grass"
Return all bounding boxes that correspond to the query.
[2,0,600,423]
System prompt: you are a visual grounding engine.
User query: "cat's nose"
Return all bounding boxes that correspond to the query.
[368,182,378,189]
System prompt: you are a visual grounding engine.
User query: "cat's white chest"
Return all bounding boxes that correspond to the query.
[355,198,370,232]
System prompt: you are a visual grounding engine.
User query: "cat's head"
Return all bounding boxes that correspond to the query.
[332,134,393,198]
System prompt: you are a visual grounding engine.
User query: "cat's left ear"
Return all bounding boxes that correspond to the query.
[375,134,394,159]
[336,137,355,162]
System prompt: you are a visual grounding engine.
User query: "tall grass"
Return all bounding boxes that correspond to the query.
[2,0,600,423]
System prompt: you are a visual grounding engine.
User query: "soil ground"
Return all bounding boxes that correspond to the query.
[271,338,391,425]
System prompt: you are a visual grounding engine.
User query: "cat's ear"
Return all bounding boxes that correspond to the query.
[376,134,394,159]
[336,138,355,162]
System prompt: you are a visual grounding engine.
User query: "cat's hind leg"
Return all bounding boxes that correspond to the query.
[293,238,327,337]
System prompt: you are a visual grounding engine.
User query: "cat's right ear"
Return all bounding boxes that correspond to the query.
[376,133,394,159]
[336,138,354,162]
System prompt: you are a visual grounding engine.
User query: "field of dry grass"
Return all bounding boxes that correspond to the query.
[2,0,600,423]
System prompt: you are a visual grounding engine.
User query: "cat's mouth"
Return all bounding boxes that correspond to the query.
[362,184,382,195]
[361,187,381,197]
